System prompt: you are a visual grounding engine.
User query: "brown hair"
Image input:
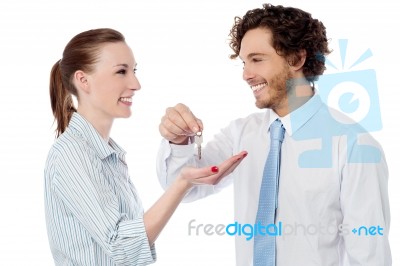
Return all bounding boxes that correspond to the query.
[229,3,331,83]
[49,28,125,137]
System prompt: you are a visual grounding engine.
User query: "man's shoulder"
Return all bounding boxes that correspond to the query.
[314,104,376,137]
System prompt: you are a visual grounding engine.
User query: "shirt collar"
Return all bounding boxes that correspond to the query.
[68,112,126,161]
[268,93,323,136]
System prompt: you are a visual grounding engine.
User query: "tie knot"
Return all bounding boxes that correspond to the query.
[270,119,285,142]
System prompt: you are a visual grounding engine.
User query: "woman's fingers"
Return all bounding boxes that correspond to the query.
[180,151,248,185]
[211,151,248,184]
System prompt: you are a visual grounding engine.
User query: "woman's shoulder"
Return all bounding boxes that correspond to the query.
[45,129,102,182]
[51,130,89,156]
[46,128,97,170]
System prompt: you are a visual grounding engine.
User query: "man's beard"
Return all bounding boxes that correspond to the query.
[256,65,293,110]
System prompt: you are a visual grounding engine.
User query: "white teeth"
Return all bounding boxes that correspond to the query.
[251,82,267,92]
[120,97,132,103]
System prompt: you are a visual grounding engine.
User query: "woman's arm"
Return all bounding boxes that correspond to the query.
[144,151,247,245]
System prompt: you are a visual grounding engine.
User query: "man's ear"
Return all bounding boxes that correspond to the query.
[288,49,307,71]
[73,70,90,94]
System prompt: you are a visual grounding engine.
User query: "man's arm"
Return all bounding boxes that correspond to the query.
[340,134,391,265]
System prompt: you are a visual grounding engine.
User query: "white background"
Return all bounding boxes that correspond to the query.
[0,0,399,265]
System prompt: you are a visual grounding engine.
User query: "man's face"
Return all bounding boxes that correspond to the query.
[239,28,293,114]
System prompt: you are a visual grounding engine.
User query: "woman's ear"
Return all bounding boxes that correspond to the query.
[73,70,90,94]
[288,49,307,71]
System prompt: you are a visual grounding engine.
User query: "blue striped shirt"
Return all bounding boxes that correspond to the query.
[44,112,156,265]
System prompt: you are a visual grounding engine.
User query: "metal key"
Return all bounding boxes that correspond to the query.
[195,131,203,159]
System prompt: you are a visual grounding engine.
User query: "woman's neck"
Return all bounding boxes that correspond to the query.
[77,108,113,142]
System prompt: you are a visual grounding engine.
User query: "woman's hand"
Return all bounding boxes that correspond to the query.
[144,151,248,245]
[178,151,248,188]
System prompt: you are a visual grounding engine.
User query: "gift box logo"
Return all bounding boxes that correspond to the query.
[289,39,382,168]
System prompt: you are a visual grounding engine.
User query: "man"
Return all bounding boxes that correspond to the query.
[156,4,391,265]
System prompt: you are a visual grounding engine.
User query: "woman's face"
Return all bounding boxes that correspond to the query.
[83,41,140,121]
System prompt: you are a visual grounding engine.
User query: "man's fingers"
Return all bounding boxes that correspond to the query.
[195,118,203,133]
[161,115,190,136]
[173,103,202,134]
[165,107,191,134]
[159,104,203,143]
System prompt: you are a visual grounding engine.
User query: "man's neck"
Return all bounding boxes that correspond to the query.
[274,83,314,117]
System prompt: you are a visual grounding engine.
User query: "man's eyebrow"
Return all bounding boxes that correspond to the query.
[239,53,267,61]
[247,53,267,59]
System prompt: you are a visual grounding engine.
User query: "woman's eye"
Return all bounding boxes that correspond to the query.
[117,69,127,75]
[252,58,262,62]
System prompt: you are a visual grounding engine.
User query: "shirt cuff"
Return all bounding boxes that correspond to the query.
[114,217,157,265]
[169,142,195,157]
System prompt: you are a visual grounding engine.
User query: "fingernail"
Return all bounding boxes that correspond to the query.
[243,152,248,158]
[193,126,199,132]
[211,166,219,173]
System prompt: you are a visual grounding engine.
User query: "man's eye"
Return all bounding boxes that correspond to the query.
[252,58,262,62]
[117,69,126,74]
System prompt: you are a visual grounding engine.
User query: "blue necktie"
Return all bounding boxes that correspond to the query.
[253,119,285,266]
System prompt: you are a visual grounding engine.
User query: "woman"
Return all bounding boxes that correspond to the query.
[44,28,247,265]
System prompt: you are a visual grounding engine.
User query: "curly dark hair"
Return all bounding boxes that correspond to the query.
[229,3,331,82]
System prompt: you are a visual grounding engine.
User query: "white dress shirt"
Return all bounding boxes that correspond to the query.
[156,95,391,265]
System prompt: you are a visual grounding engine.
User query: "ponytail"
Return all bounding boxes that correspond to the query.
[49,60,76,138]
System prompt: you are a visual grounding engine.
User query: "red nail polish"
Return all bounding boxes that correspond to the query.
[211,166,219,173]
[243,152,248,158]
